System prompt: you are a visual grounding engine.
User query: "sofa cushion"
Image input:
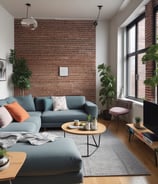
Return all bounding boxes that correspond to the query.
[66,96,85,109]
[44,98,53,111]
[0,121,38,132]
[5,101,30,122]
[41,109,88,127]
[7,138,82,176]
[34,96,51,111]
[0,106,13,128]
[52,96,68,111]
[6,96,17,104]
[15,94,35,111]
[25,115,41,132]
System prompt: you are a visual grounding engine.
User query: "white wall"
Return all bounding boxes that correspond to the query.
[95,0,147,112]
[0,5,14,98]
[108,0,150,119]
[96,21,109,113]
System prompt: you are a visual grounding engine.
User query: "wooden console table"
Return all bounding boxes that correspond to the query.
[0,152,26,184]
[127,123,158,166]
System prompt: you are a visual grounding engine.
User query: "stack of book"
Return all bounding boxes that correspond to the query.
[142,132,158,144]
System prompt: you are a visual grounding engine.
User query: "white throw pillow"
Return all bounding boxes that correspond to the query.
[0,106,13,128]
[52,96,68,111]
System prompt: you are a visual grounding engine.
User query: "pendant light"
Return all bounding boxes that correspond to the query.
[21,3,38,30]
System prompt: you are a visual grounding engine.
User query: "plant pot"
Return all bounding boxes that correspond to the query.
[134,122,141,129]
[102,109,112,120]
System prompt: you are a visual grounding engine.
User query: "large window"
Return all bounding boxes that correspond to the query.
[126,14,146,100]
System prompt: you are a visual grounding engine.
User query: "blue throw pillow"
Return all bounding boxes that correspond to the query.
[15,94,35,111]
[34,96,51,111]
[44,98,53,111]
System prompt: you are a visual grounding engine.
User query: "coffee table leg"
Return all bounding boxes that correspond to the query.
[87,135,89,157]
[83,134,101,157]
[92,134,101,147]
[9,180,12,184]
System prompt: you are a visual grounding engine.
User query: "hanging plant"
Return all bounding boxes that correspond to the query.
[142,43,158,87]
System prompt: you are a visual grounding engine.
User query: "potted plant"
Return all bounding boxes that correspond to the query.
[134,116,141,129]
[98,63,116,120]
[9,49,32,96]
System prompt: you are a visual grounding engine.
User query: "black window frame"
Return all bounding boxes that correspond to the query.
[126,13,146,101]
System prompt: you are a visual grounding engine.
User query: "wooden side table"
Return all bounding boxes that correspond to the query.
[0,152,26,184]
[127,123,158,166]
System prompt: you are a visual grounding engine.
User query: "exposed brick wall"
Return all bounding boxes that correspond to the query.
[14,19,96,102]
[145,0,158,102]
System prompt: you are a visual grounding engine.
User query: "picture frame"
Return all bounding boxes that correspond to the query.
[59,67,68,77]
[0,59,6,81]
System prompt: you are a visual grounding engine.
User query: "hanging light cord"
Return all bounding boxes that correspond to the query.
[93,5,103,27]
[25,3,31,18]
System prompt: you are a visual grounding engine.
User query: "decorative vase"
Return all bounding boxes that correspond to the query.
[0,156,10,171]
[85,122,91,130]
[91,118,98,130]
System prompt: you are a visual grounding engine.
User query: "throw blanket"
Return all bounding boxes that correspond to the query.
[0,132,59,148]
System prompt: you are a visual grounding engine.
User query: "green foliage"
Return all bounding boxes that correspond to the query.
[142,44,158,63]
[0,146,7,157]
[134,116,141,123]
[87,114,92,122]
[9,49,32,94]
[142,43,158,87]
[9,49,16,64]
[98,63,116,110]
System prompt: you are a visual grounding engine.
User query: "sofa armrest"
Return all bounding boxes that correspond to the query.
[85,101,98,118]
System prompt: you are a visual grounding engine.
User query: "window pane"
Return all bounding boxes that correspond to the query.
[128,26,136,53]
[127,56,135,96]
[138,18,145,50]
[137,53,145,99]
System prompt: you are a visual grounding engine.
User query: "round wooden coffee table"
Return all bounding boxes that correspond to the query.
[61,122,106,157]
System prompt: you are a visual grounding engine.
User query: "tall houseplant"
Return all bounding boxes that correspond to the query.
[98,63,116,120]
[9,49,32,96]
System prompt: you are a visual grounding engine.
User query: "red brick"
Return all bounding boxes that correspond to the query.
[14,19,96,102]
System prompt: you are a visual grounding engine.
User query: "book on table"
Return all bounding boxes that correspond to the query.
[142,132,158,144]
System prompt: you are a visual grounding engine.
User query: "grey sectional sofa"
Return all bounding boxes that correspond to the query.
[0,94,98,184]
[0,94,98,131]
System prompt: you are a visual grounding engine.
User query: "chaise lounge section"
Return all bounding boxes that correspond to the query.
[0,94,98,184]
[5,138,83,184]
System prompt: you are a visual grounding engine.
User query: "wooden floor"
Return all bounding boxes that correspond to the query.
[83,119,158,184]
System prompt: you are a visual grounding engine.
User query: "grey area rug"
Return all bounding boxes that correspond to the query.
[54,129,150,177]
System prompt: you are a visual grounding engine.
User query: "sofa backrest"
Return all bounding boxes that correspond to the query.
[34,96,86,111]
[1,95,86,112]
[0,95,36,112]
[14,94,35,111]
[66,96,85,109]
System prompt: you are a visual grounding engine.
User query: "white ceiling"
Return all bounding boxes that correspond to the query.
[0,0,130,20]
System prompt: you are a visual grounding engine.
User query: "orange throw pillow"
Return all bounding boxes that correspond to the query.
[5,101,30,122]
